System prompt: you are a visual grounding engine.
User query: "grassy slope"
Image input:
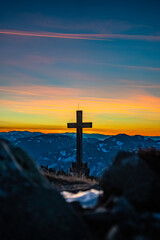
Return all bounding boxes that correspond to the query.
[41,170,100,193]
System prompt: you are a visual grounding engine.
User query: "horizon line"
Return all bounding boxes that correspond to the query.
[0,129,159,137]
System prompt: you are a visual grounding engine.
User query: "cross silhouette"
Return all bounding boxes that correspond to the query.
[67,110,92,174]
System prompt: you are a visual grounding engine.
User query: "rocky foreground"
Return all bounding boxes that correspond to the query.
[0,138,160,240]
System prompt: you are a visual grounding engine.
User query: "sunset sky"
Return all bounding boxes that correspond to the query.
[0,0,160,136]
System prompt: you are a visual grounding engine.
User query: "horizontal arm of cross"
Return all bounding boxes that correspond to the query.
[82,122,92,128]
[67,123,77,128]
[67,122,92,128]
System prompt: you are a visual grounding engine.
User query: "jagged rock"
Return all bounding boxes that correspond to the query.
[100,151,160,212]
[105,212,160,240]
[82,197,138,239]
[105,223,142,240]
[82,150,160,239]
[110,197,138,222]
[0,139,92,240]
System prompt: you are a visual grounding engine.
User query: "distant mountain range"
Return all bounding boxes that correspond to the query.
[0,131,160,176]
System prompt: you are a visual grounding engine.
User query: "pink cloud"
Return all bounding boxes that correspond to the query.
[1,53,159,74]
[0,29,160,41]
[0,85,84,98]
[119,79,160,89]
[27,55,56,64]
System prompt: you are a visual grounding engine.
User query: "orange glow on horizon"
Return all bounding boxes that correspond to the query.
[0,85,160,137]
[0,126,159,136]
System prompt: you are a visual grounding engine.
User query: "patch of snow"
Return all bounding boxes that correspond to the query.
[63,155,75,162]
[144,137,149,140]
[101,148,109,153]
[112,138,116,141]
[97,162,104,166]
[49,163,56,168]
[58,157,62,161]
[116,141,123,146]
[99,143,104,147]
[90,166,96,174]
[97,147,100,151]
[60,151,66,156]
[61,189,103,208]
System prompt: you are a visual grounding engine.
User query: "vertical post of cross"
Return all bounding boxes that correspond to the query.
[67,110,92,176]
[76,110,82,174]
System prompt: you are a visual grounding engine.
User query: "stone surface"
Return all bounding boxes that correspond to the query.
[77,150,160,240]
[100,151,160,211]
[0,139,92,240]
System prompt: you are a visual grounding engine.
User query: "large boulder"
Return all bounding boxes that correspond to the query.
[100,150,160,211]
[80,150,160,240]
[0,139,92,240]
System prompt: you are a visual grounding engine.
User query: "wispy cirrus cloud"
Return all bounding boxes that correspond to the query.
[0,85,84,98]
[1,53,160,74]
[32,16,133,34]
[119,79,160,89]
[20,14,150,34]
[126,84,160,89]
[102,63,160,72]
[1,84,160,104]
[0,29,160,41]
[0,88,40,96]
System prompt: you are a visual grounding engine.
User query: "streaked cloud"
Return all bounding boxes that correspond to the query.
[17,14,152,34]
[0,87,41,96]
[1,54,160,72]
[31,16,133,34]
[119,79,160,89]
[102,63,160,72]
[1,84,160,114]
[0,85,84,98]
[0,29,160,41]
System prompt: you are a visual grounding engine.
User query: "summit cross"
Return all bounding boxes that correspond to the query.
[67,110,92,175]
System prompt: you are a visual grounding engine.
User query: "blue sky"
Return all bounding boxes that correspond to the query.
[0,0,160,135]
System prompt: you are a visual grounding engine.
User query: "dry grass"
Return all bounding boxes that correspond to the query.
[41,169,100,192]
